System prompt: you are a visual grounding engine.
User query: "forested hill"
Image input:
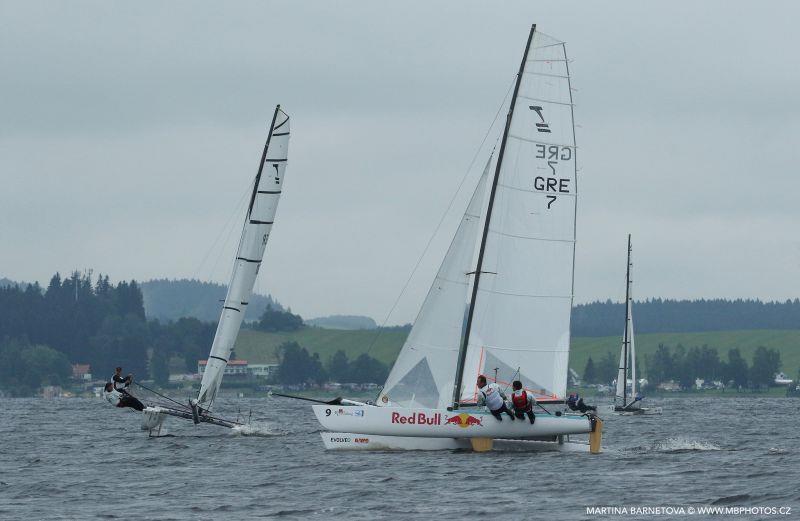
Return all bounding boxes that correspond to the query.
[572,298,800,337]
[140,279,282,322]
[305,315,377,330]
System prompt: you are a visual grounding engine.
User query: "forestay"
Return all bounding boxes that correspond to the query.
[196,106,290,409]
[378,162,490,409]
[459,30,578,403]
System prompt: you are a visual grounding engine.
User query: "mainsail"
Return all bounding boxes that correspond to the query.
[615,234,636,405]
[378,162,490,409]
[196,106,290,409]
[456,27,578,403]
[379,26,577,410]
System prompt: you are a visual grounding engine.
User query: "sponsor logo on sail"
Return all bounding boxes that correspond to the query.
[444,413,484,428]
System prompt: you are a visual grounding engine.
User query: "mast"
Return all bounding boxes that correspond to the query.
[451,24,537,408]
[621,234,632,406]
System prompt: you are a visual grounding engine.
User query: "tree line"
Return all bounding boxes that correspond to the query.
[273,342,388,386]
[572,298,800,337]
[0,272,388,394]
[582,343,784,390]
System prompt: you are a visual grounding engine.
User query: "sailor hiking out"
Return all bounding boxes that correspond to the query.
[112,366,133,394]
[510,380,536,424]
[104,382,144,411]
[567,393,597,413]
[476,375,514,421]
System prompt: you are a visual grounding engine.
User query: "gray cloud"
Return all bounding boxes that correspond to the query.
[2,1,799,323]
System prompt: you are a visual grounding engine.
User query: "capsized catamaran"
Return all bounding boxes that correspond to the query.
[610,235,661,416]
[310,25,602,452]
[141,105,290,434]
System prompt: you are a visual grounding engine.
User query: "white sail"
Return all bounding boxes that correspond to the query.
[615,235,634,404]
[196,106,290,408]
[378,162,490,409]
[459,30,577,403]
[615,331,627,402]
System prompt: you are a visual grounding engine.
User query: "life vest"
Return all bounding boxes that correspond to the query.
[480,384,504,411]
[511,390,531,411]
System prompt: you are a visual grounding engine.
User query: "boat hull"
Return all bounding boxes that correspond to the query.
[608,404,663,415]
[320,432,590,452]
[311,404,593,439]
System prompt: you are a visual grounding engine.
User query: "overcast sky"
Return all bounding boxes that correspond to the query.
[2,1,799,323]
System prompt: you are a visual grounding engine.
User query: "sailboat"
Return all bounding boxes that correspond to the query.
[141,105,291,434]
[611,235,661,415]
[310,26,602,452]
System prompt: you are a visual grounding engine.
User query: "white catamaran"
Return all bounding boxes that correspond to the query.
[611,234,662,415]
[141,105,290,434]
[310,25,603,452]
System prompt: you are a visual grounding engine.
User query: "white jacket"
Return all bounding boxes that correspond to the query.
[104,389,122,407]
[478,382,505,411]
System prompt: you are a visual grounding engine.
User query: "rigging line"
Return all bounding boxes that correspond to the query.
[132,381,191,411]
[501,366,521,395]
[362,74,517,365]
[208,179,256,283]
[196,180,254,279]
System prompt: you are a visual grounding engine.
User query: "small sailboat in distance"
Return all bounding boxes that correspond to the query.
[611,234,661,415]
[308,25,603,452]
[140,105,290,434]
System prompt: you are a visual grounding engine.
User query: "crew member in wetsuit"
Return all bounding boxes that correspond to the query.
[567,393,596,413]
[510,380,536,424]
[112,367,133,395]
[104,382,144,411]
[476,375,514,421]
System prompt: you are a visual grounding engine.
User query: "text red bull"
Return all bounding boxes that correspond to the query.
[390,412,442,425]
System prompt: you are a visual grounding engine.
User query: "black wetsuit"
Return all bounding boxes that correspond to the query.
[567,396,596,413]
[111,374,142,410]
[489,403,515,421]
[119,394,145,411]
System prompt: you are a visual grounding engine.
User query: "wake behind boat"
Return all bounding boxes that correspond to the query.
[113,105,291,435]
[311,25,602,453]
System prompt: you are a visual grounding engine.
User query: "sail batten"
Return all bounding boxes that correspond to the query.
[196,105,290,409]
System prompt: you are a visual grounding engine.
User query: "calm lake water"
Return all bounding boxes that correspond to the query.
[1,395,798,520]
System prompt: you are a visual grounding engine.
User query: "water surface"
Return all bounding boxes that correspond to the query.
[1,395,797,520]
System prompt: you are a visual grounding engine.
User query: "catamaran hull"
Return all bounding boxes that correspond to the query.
[608,405,663,416]
[311,405,593,439]
[142,407,167,432]
[320,432,590,452]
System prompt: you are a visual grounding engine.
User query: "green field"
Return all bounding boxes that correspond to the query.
[234,327,800,378]
[571,329,800,378]
[233,327,408,366]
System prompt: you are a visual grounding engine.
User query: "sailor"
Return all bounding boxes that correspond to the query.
[567,393,596,413]
[112,367,133,395]
[566,393,579,411]
[476,375,514,421]
[510,380,536,424]
[103,382,144,411]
